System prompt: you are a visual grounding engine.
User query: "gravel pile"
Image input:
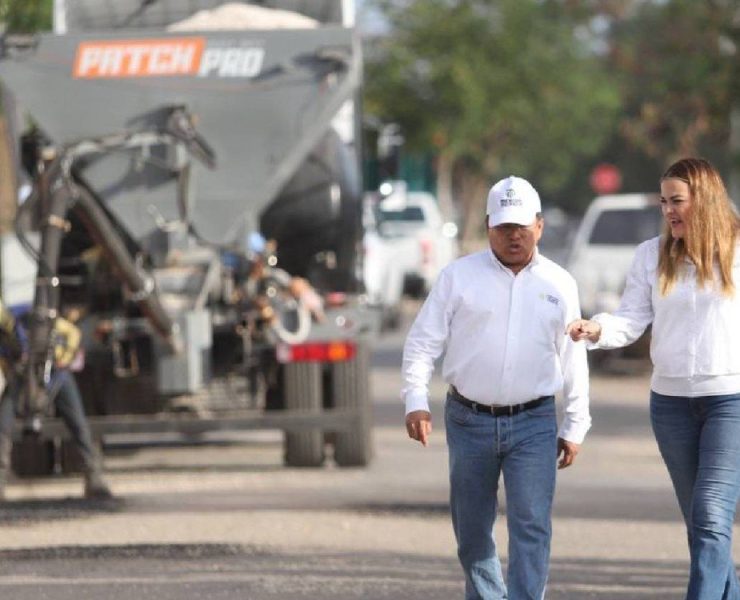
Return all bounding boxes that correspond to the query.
[167,3,318,31]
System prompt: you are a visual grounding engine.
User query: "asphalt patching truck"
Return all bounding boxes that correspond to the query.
[0,0,374,474]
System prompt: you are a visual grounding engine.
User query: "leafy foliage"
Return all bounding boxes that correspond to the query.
[365,0,621,215]
[606,0,738,167]
[365,0,740,224]
[0,0,53,32]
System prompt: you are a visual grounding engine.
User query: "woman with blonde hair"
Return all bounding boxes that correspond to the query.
[568,157,740,599]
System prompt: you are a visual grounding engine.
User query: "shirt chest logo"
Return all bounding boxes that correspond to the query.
[539,293,559,307]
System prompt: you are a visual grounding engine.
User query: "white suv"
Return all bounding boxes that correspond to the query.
[375,187,458,296]
[566,193,662,318]
[362,184,458,327]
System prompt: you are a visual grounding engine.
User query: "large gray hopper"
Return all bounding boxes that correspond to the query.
[0,1,374,473]
[0,5,360,245]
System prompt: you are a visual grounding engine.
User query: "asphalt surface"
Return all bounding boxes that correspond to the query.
[0,305,738,599]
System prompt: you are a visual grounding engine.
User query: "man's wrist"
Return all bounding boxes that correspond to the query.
[405,392,430,415]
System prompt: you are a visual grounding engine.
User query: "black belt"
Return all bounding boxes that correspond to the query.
[449,385,549,417]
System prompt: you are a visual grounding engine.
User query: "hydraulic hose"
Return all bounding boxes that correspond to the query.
[70,176,181,353]
[20,163,71,425]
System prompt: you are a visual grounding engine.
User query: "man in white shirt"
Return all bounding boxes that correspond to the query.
[401,176,590,600]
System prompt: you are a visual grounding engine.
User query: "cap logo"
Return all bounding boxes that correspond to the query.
[500,188,522,207]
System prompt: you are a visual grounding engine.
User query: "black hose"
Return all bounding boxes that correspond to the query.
[20,161,70,423]
[70,177,179,352]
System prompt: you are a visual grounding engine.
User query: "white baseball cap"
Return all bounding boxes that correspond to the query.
[486,175,542,227]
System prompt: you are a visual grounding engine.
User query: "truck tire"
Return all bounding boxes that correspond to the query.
[331,342,372,467]
[283,362,325,467]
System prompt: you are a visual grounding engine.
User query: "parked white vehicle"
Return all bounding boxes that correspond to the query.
[362,184,458,327]
[375,184,458,295]
[566,193,662,318]
[362,201,413,328]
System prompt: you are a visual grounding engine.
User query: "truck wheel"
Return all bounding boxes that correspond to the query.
[331,342,372,467]
[283,362,325,467]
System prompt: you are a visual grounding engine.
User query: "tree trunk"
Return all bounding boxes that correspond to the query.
[435,151,454,221]
[458,170,490,254]
[0,116,17,234]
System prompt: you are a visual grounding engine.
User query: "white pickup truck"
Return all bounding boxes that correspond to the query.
[566,193,662,364]
[566,193,662,317]
[363,184,458,327]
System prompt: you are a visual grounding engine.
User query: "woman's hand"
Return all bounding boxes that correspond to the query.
[566,319,602,343]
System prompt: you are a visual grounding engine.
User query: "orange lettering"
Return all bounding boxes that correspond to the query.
[73,38,205,78]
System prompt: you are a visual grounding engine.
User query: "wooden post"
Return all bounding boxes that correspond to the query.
[0,116,17,234]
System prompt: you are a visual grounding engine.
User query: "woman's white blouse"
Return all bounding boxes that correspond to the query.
[592,237,740,390]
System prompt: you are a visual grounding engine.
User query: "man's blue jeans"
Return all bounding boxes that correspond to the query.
[650,391,740,600]
[0,370,98,473]
[445,394,557,600]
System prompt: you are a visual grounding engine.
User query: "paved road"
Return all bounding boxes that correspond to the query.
[0,307,737,598]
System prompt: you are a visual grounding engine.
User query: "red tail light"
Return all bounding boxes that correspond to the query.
[325,292,347,307]
[276,341,357,363]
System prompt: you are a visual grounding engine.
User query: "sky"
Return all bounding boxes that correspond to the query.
[356,0,389,35]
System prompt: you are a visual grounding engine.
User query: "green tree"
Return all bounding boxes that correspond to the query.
[550,0,740,204]
[364,0,621,242]
[0,0,52,232]
[0,0,52,32]
[604,0,739,171]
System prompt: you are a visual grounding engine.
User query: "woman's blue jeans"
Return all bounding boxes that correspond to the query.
[445,394,557,600]
[650,391,740,600]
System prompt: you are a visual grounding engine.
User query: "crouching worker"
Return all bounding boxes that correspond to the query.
[0,300,112,500]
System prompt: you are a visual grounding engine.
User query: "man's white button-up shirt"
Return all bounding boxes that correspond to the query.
[401,248,591,444]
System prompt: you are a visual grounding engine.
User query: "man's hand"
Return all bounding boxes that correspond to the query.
[406,410,432,447]
[557,438,580,469]
[566,319,602,343]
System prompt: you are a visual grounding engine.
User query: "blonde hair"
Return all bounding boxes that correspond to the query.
[658,157,739,296]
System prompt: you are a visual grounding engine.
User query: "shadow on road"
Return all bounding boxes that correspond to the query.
[0,543,693,600]
[0,496,123,524]
[554,485,681,523]
[548,556,687,599]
